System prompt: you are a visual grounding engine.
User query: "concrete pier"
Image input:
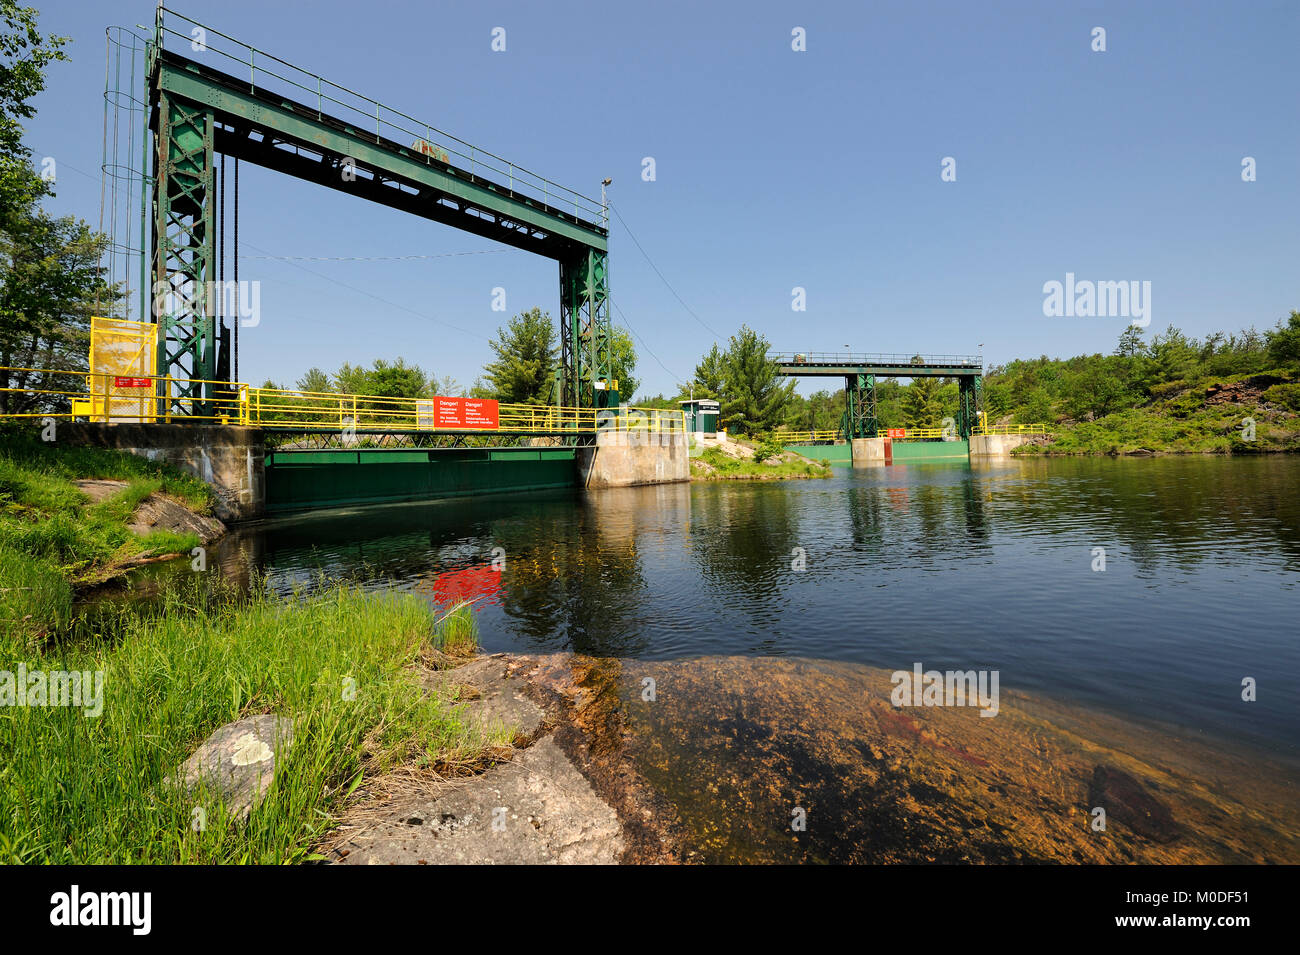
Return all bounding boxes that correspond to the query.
[575,430,690,489]
[969,433,1036,456]
[850,437,888,465]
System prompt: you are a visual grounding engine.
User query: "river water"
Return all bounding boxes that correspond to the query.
[204,455,1300,861]
[216,455,1300,758]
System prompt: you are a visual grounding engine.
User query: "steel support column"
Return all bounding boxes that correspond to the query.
[956,375,982,438]
[844,373,877,438]
[559,248,611,409]
[151,88,216,413]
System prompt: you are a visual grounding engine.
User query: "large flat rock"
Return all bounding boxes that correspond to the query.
[419,654,546,744]
[331,737,623,865]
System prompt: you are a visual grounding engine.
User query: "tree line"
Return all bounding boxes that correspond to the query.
[0,1,115,415]
[281,306,639,407]
[638,316,1300,435]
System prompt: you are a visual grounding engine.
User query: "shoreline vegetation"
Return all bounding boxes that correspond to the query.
[0,431,507,865]
[690,437,831,481]
[1012,366,1300,455]
[0,426,222,638]
[0,579,498,864]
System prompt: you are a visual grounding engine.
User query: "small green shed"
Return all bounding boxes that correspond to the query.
[679,398,721,435]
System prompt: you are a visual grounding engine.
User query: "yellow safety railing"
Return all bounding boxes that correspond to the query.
[891,427,946,440]
[775,429,843,443]
[0,368,686,434]
[778,424,1050,443]
[1,367,247,424]
[242,385,684,433]
[971,423,1048,436]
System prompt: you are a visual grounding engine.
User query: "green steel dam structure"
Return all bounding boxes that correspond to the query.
[0,8,1044,515]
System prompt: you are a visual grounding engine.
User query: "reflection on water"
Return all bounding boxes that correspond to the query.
[215,456,1300,763]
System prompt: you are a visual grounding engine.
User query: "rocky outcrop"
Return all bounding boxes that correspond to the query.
[325,654,633,865]
[321,653,1300,864]
[76,479,226,545]
[127,493,225,543]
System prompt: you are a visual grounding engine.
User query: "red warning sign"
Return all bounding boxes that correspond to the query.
[887,428,907,439]
[114,376,152,388]
[434,396,499,430]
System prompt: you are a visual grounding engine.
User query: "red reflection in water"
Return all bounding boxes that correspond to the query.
[429,565,502,610]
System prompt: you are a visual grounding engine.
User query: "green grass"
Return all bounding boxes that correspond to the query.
[0,425,211,509]
[0,426,214,583]
[0,580,504,864]
[692,445,832,480]
[0,544,72,645]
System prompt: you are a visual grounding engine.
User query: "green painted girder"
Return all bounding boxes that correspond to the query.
[777,361,981,379]
[153,51,607,259]
[956,375,981,439]
[263,446,578,513]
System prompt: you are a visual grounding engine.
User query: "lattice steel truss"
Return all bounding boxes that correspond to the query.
[956,376,982,439]
[560,249,611,409]
[263,429,595,452]
[151,89,216,413]
[844,373,878,438]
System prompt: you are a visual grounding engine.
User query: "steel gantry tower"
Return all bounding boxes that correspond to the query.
[146,6,610,414]
[773,352,984,439]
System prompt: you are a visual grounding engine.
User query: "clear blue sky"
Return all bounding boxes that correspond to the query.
[26,0,1300,399]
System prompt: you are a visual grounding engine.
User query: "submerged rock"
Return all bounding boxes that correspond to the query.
[1088,764,1180,843]
[322,652,1299,864]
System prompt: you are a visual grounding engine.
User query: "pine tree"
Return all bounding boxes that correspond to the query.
[295,367,331,394]
[900,377,940,428]
[482,307,557,404]
[718,325,794,434]
[691,342,726,398]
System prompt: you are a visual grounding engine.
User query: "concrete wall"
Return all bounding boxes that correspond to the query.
[59,423,265,522]
[575,430,690,489]
[969,433,1034,456]
[850,436,888,465]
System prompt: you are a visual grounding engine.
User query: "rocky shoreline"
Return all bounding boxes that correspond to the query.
[318,652,1300,865]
